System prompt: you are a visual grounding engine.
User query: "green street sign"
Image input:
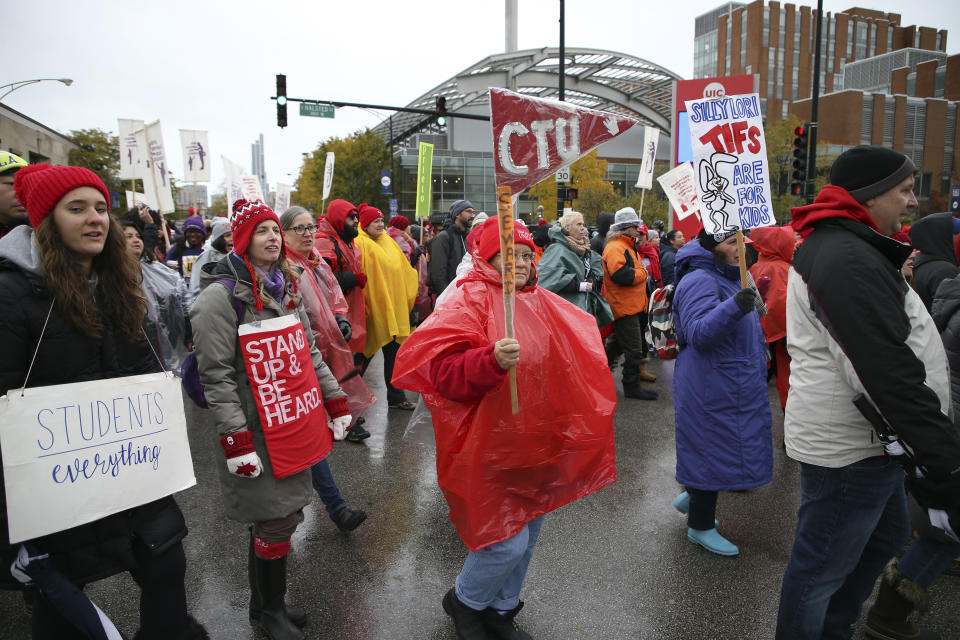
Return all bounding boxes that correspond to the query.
[300,103,335,118]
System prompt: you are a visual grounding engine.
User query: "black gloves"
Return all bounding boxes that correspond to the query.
[733,288,758,315]
[335,314,351,342]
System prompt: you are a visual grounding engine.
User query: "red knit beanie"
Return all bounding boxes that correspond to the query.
[230,199,292,311]
[326,199,357,232]
[477,216,536,262]
[14,164,111,229]
[357,203,384,229]
[388,215,410,231]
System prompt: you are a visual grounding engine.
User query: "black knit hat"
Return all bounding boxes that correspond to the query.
[829,146,916,204]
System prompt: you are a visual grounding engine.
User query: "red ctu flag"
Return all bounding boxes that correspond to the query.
[238,314,332,479]
[490,87,638,192]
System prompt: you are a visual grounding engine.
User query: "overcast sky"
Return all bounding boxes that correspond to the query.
[6,0,958,201]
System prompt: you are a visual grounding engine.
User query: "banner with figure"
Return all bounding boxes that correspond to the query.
[144,121,176,214]
[179,129,210,183]
[322,152,335,200]
[656,163,701,221]
[0,373,197,543]
[118,119,146,180]
[223,156,245,213]
[635,126,660,189]
[684,93,773,235]
[274,183,291,214]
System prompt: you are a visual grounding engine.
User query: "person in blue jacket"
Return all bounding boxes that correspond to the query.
[670,229,773,557]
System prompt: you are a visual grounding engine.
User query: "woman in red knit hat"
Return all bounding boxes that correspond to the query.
[190,199,351,640]
[0,164,207,639]
[393,216,617,640]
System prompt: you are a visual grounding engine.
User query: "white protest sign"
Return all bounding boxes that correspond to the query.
[274,183,291,214]
[125,190,153,210]
[635,126,660,189]
[240,175,264,202]
[0,373,196,543]
[179,129,210,183]
[322,152,335,200]
[144,120,176,214]
[657,163,701,221]
[684,93,774,234]
[223,156,245,214]
[118,119,146,181]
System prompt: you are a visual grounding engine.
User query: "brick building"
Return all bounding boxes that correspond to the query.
[695,2,959,201]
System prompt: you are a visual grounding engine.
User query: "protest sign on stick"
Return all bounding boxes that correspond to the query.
[0,373,196,543]
[490,87,637,413]
[657,163,701,222]
[144,121,175,215]
[321,152,335,215]
[274,183,291,214]
[223,156,245,214]
[634,126,660,217]
[415,143,434,245]
[685,92,774,286]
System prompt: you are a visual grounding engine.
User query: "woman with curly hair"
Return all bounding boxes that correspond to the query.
[0,164,206,639]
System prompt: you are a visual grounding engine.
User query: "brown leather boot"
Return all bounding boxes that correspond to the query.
[638,361,657,382]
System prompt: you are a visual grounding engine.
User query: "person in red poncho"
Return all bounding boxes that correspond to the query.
[748,224,796,409]
[393,216,617,640]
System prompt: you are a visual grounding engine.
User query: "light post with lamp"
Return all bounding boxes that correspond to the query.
[0,78,73,102]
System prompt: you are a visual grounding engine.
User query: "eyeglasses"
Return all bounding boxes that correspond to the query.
[289,224,318,235]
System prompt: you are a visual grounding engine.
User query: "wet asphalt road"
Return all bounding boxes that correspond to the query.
[2,354,958,639]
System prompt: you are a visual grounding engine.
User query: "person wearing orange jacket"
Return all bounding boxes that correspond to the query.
[602,208,657,400]
[748,225,796,410]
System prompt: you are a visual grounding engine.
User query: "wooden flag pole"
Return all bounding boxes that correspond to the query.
[639,188,646,219]
[496,185,519,415]
[736,229,749,288]
[192,180,198,213]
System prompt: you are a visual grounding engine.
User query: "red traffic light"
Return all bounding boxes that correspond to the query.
[794,125,806,137]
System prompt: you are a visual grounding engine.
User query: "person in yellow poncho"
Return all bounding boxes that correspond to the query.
[355,203,419,409]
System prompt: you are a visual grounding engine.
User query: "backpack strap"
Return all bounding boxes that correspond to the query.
[215,278,245,324]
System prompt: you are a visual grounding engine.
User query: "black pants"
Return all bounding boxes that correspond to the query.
[357,339,406,404]
[687,487,718,531]
[32,540,189,639]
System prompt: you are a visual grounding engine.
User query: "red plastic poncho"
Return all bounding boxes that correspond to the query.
[287,247,376,417]
[747,225,795,343]
[392,257,617,551]
[315,216,367,353]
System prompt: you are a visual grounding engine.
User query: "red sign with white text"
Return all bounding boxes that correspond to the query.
[490,87,637,193]
[238,314,331,478]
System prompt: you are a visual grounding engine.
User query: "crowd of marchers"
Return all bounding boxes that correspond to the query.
[0,145,958,640]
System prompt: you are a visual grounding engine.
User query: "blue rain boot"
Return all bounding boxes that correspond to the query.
[673,491,690,514]
[687,527,739,557]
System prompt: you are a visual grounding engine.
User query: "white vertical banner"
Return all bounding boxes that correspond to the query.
[634,126,660,189]
[656,163,701,221]
[179,130,210,183]
[240,175,264,203]
[134,127,161,210]
[223,156,245,214]
[118,119,146,180]
[274,183,292,214]
[322,152,335,200]
[144,121,176,214]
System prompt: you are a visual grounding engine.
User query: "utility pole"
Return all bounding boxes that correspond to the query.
[807,0,823,204]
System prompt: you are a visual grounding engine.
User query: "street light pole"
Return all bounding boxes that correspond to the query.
[0,78,73,102]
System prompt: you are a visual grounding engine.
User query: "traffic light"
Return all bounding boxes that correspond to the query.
[565,187,579,201]
[276,74,287,128]
[790,123,809,196]
[436,96,447,126]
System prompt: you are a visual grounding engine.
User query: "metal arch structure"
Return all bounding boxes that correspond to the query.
[373,47,682,148]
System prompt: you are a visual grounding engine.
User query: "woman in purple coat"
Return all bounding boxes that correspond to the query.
[670,230,772,556]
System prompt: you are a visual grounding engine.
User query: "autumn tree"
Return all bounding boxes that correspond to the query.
[208,192,228,217]
[295,129,390,213]
[528,150,617,224]
[68,128,122,193]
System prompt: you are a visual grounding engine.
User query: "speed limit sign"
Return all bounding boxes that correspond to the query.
[555,167,570,183]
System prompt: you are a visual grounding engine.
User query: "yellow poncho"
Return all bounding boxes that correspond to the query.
[355,229,418,358]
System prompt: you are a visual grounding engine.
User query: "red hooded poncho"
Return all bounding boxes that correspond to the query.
[748,225,796,343]
[392,257,617,551]
[286,246,376,416]
[316,200,367,353]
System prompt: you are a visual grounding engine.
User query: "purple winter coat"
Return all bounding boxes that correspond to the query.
[672,239,773,491]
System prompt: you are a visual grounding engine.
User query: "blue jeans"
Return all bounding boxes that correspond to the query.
[455,516,545,611]
[310,459,346,516]
[775,457,909,640]
[899,533,960,589]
